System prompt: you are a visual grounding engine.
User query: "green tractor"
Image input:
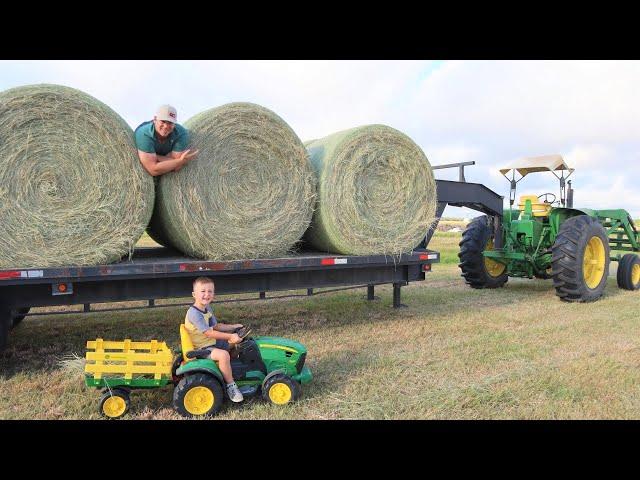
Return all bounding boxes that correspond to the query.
[459,155,640,302]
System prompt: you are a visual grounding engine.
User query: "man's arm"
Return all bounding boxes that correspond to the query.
[137,149,198,176]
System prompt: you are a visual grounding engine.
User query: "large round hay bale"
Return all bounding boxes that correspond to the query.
[150,102,316,260]
[304,125,437,255]
[0,84,154,269]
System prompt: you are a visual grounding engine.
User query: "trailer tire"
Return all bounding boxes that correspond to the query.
[99,388,131,419]
[552,215,610,302]
[616,254,640,291]
[458,215,508,289]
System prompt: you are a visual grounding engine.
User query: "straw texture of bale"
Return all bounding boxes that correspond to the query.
[304,125,437,255]
[150,102,316,260]
[0,84,154,269]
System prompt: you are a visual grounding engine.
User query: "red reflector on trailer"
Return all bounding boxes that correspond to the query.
[321,258,335,266]
[0,271,22,280]
[179,264,187,271]
[419,254,428,260]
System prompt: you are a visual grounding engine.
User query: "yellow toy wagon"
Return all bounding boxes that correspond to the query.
[84,338,173,418]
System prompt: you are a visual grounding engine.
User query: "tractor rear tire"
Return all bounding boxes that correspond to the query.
[458,215,508,289]
[173,373,224,418]
[551,215,610,302]
[616,254,640,290]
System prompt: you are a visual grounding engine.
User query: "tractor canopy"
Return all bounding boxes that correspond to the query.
[499,154,574,178]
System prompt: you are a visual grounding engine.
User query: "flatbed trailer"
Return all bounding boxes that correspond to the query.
[0,162,504,353]
[0,248,440,351]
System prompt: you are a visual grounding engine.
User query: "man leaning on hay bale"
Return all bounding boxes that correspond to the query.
[135,105,199,176]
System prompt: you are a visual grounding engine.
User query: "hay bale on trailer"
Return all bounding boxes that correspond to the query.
[304,125,437,255]
[149,102,316,260]
[0,84,154,269]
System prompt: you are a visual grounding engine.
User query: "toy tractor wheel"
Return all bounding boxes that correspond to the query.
[262,374,301,405]
[617,254,640,290]
[99,388,131,419]
[552,215,610,302]
[173,373,224,418]
[458,215,508,289]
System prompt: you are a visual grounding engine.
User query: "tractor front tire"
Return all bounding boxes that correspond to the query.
[458,215,508,289]
[552,215,610,302]
[262,374,301,405]
[616,254,640,291]
[173,373,224,418]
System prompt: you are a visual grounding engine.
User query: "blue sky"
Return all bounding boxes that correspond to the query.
[1,60,639,218]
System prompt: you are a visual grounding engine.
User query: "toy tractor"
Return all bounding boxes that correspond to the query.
[171,325,312,417]
[85,326,312,419]
[458,155,640,302]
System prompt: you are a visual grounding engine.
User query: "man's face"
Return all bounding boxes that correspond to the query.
[153,117,175,138]
[193,281,214,305]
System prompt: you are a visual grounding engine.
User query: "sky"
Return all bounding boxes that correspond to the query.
[1,60,639,218]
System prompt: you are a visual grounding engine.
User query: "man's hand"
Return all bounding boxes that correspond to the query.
[179,148,199,164]
[228,333,242,345]
[173,149,199,172]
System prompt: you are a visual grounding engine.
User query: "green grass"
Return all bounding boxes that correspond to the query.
[1,232,640,420]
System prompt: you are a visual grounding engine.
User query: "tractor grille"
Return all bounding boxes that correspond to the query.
[295,352,307,373]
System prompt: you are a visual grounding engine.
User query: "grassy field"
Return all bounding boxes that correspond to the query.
[1,231,639,420]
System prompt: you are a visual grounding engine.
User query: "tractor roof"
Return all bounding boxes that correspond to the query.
[499,154,574,178]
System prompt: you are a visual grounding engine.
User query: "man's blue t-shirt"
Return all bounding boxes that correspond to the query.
[134,120,190,155]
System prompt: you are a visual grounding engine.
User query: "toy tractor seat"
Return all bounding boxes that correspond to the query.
[518,194,552,217]
[179,324,211,361]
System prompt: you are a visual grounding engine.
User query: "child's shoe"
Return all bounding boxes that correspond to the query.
[226,382,244,402]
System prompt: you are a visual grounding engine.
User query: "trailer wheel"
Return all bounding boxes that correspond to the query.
[458,215,508,289]
[99,388,130,419]
[11,308,30,328]
[552,215,610,302]
[173,373,224,418]
[617,254,640,290]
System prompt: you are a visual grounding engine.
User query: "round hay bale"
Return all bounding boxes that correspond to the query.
[0,84,154,269]
[304,125,437,255]
[150,102,316,260]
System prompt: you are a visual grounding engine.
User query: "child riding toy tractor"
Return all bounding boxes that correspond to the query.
[84,326,312,419]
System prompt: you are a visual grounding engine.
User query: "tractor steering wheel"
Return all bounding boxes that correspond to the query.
[538,193,556,204]
[233,326,252,345]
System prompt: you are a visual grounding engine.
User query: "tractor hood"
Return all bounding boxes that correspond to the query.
[255,336,307,355]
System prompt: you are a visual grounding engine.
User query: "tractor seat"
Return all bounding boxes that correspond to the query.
[518,195,551,217]
[180,324,198,362]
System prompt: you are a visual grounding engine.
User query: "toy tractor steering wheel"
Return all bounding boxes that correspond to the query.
[538,193,556,204]
[233,326,252,347]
